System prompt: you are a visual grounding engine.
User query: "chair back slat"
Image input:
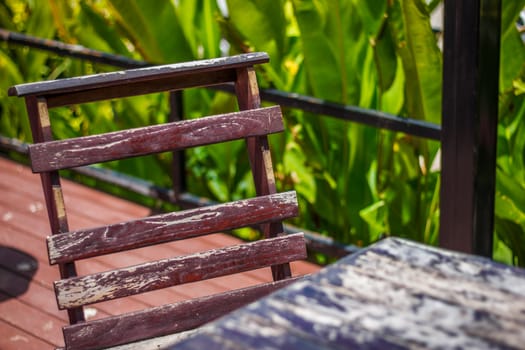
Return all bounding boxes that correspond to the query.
[46,69,236,107]
[8,53,268,98]
[30,106,283,172]
[48,191,298,265]
[54,233,306,309]
[62,276,302,350]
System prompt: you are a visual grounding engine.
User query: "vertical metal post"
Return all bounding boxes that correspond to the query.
[169,91,186,198]
[440,0,501,257]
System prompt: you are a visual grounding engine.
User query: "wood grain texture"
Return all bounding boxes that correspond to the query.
[0,157,322,349]
[174,237,525,350]
[48,191,298,265]
[8,52,269,97]
[13,52,310,349]
[29,106,283,172]
[25,95,86,324]
[54,233,306,309]
[235,67,290,280]
[45,69,235,108]
[62,276,303,350]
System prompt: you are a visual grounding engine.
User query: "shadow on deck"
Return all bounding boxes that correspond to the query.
[0,156,320,349]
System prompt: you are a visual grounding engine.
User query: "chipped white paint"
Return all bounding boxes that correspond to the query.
[176,237,525,350]
[55,233,305,308]
[30,105,282,172]
[47,191,297,264]
[147,211,221,226]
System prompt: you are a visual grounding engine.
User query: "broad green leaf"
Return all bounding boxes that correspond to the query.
[201,0,221,58]
[359,200,387,240]
[494,218,525,266]
[496,169,525,217]
[292,0,342,101]
[108,0,193,63]
[227,0,287,61]
[500,0,525,93]
[352,0,387,37]
[387,0,442,122]
[380,56,405,115]
[373,18,398,92]
[77,3,131,56]
[176,0,220,59]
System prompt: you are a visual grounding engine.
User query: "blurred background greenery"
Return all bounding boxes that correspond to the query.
[0,0,524,265]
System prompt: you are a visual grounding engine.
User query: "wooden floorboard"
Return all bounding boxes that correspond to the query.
[0,156,320,349]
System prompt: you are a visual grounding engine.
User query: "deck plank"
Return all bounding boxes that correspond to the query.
[0,320,55,350]
[0,156,320,349]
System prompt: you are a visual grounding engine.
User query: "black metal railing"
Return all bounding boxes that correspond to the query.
[0,0,501,259]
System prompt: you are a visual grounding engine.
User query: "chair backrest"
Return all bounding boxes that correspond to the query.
[8,53,307,350]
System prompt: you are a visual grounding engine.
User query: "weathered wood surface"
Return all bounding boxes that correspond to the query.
[30,106,283,172]
[0,157,321,350]
[48,191,298,265]
[62,276,303,350]
[54,233,306,309]
[8,52,269,97]
[174,237,525,350]
[10,51,310,349]
[45,70,236,108]
[235,66,291,280]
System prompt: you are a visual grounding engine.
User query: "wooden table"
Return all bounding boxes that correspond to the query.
[173,237,525,349]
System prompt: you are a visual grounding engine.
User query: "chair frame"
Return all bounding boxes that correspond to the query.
[9,52,306,350]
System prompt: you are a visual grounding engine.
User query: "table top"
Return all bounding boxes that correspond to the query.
[173,237,525,349]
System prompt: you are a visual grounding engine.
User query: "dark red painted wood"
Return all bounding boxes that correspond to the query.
[54,233,306,309]
[46,69,236,108]
[24,95,85,324]
[8,53,269,98]
[48,191,298,264]
[29,106,283,172]
[235,67,290,280]
[62,276,303,350]
[11,52,308,349]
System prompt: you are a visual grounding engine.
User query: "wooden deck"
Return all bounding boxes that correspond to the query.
[0,156,320,349]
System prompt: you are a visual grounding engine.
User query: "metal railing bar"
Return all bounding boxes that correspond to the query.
[217,83,441,140]
[0,135,28,154]
[260,88,441,140]
[0,28,150,69]
[0,135,356,259]
[1,28,441,140]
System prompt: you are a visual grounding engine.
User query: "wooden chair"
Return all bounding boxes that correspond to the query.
[8,53,307,350]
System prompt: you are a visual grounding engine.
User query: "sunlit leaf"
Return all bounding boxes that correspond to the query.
[387,0,442,122]
[108,0,193,63]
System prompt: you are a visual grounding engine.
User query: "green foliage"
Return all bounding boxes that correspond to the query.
[0,0,524,264]
[493,0,525,266]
